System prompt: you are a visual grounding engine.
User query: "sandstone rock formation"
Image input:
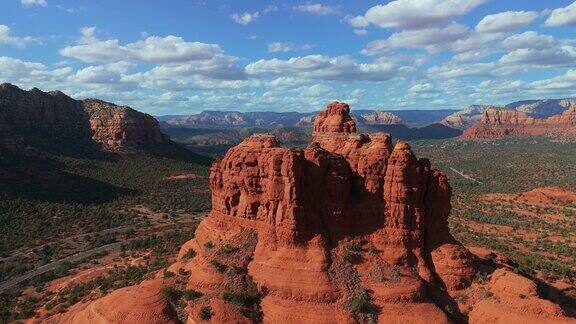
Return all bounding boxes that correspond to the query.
[57,102,573,323]
[52,280,178,324]
[462,107,576,140]
[313,102,357,133]
[83,99,165,148]
[0,83,166,150]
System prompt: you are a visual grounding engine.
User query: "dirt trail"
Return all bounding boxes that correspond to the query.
[449,167,484,185]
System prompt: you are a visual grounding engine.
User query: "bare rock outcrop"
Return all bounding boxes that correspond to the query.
[82,99,165,148]
[314,101,357,133]
[52,280,177,324]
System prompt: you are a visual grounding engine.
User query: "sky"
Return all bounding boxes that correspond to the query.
[1,0,576,115]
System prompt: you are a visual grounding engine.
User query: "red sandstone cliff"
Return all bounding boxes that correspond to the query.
[82,99,165,149]
[462,107,576,139]
[0,83,166,150]
[55,102,573,324]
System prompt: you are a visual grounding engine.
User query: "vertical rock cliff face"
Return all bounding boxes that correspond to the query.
[0,84,166,150]
[462,107,576,139]
[82,99,165,149]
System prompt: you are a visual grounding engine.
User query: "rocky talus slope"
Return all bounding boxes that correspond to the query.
[462,107,576,139]
[54,102,574,323]
[0,83,166,150]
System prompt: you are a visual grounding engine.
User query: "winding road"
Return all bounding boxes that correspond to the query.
[0,217,203,292]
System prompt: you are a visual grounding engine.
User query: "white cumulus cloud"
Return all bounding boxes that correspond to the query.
[0,25,37,47]
[245,55,402,81]
[60,27,224,64]
[362,23,470,54]
[476,11,539,33]
[349,0,488,30]
[545,1,576,26]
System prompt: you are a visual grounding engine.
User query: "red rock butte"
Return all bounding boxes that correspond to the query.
[55,102,574,324]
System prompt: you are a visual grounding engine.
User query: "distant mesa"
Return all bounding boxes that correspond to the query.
[55,102,573,323]
[443,98,576,132]
[462,106,576,140]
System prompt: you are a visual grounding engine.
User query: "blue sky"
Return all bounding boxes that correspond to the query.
[1,0,576,114]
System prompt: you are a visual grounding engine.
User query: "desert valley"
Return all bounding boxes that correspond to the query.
[1,0,576,323]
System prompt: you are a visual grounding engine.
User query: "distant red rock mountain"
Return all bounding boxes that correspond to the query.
[462,107,576,140]
[0,83,166,152]
[54,102,573,324]
[443,98,576,130]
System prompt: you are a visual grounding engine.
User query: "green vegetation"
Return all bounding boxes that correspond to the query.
[199,306,212,320]
[223,290,262,319]
[342,242,363,263]
[412,138,576,281]
[183,290,203,301]
[164,126,310,157]
[209,260,227,273]
[350,291,373,316]
[0,153,210,256]
[218,244,239,255]
[182,248,197,260]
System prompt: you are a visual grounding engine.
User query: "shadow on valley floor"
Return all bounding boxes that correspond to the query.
[0,157,136,205]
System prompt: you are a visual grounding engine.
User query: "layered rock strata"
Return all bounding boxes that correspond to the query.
[462,107,576,139]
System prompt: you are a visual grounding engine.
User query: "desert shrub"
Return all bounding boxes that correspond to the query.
[350,291,373,315]
[161,286,181,303]
[209,260,227,273]
[342,242,363,263]
[182,249,197,260]
[223,289,261,319]
[218,244,239,255]
[178,268,190,276]
[163,270,175,279]
[199,306,212,320]
[183,290,203,301]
